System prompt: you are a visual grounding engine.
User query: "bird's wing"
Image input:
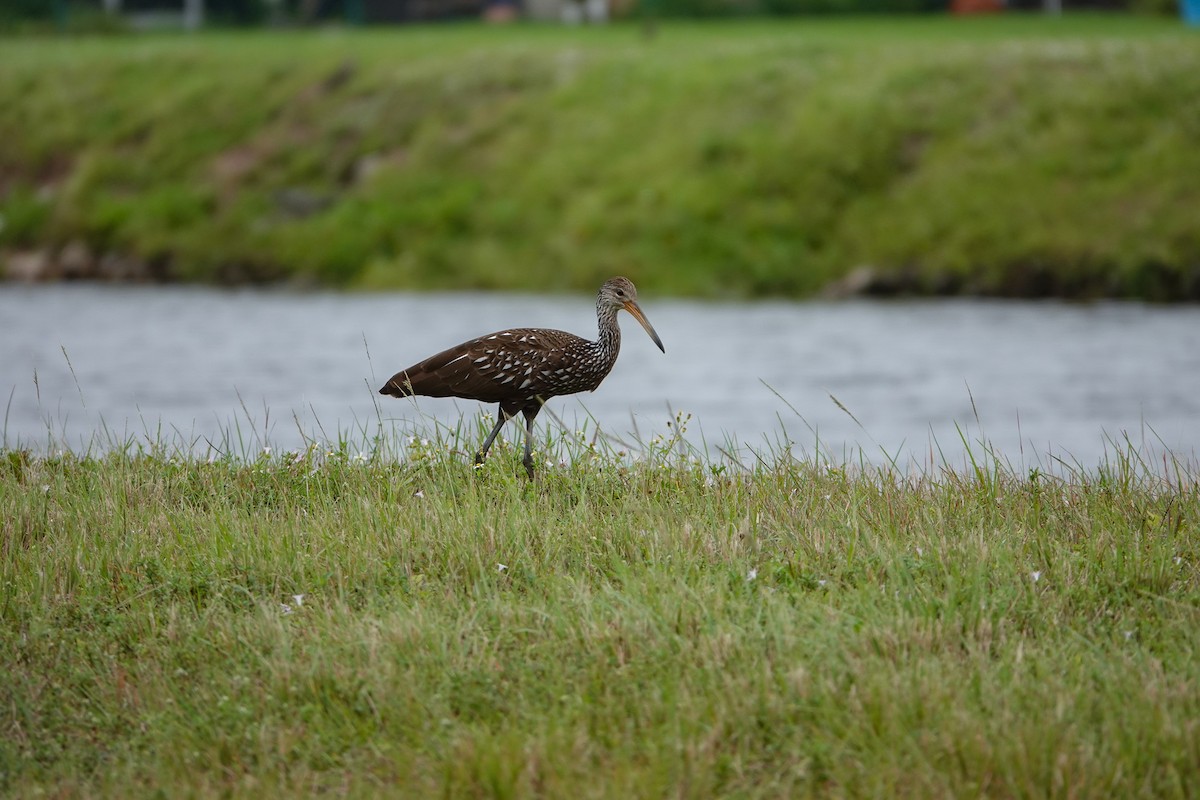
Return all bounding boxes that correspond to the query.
[380,328,584,403]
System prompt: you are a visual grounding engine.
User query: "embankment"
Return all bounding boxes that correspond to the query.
[2,18,1198,299]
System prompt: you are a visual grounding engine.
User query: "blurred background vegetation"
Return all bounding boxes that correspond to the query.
[0,6,1198,299]
[0,0,1185,28]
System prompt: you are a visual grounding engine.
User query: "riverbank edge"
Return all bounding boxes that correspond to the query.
[7,242,1200,302]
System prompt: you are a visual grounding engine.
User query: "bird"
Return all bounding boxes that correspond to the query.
[379,276,665,478]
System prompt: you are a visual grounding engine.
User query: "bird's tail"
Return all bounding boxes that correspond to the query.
[378,372,415,397]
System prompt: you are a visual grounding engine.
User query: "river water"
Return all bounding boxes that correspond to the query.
[2,284,1198,472]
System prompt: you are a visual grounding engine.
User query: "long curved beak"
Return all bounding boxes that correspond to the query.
[623,300,665,353]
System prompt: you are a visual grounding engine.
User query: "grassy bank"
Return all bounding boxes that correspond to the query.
[1,17,1200,299]
[2,430,1199,796]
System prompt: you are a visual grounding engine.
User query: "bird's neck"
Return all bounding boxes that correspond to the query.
[596,303,621,359]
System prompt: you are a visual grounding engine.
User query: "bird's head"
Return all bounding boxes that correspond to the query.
[601,276,665,353]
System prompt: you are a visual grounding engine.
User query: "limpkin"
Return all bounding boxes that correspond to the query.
[379,276,665,477]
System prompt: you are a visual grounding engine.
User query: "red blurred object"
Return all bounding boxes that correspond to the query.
[951,0,1004,12]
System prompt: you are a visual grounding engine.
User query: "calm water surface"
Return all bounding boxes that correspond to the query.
[3,284,1198,470]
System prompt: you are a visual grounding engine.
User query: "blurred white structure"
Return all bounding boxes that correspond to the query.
[105,0,205,30]
[525,0,609,22]
[183,0,204,28]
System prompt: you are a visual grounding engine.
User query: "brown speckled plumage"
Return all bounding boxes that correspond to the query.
[380,277,665,477]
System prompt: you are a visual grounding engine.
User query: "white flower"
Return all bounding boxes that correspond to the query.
[497,563,508,573]
[280,603,293,615]
[746,568,758,582]
[915,547,924,557]
[41,484,50,493]
[1123,631,1133,641]
[1175,557,1183,565]
[413,489,424,499]
[817,579,827,587]
[292,594,305,607]
[262,446,271,456]
[1030,571,1041,583]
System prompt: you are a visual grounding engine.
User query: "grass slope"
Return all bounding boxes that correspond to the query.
[1,17,1200,298]
[2,431,1199,796]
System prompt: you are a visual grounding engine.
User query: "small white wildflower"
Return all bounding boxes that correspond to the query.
[1175,556,1183,565]
[823,494,831,500]
[421,438,429,446]
[1030,571,1041,583]
[413,489,424,499]
[292,594,305,607]
[355,452,368,462]
[915,546,924,557]
[497,563,507,573]
[746,568,758,582]
[818,579,827,587]
[1123,631,1133,641]
[280,603,293,615]
[408,436,418,446]
[262,446,271,456]
[546,459,554,468]
[41,484,50,493]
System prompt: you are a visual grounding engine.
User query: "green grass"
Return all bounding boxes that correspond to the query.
[2,16,1200,299]
[2,424,1199,796]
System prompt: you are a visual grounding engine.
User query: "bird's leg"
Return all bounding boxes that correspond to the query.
[475,408,510,467]
[521,407,540,480]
